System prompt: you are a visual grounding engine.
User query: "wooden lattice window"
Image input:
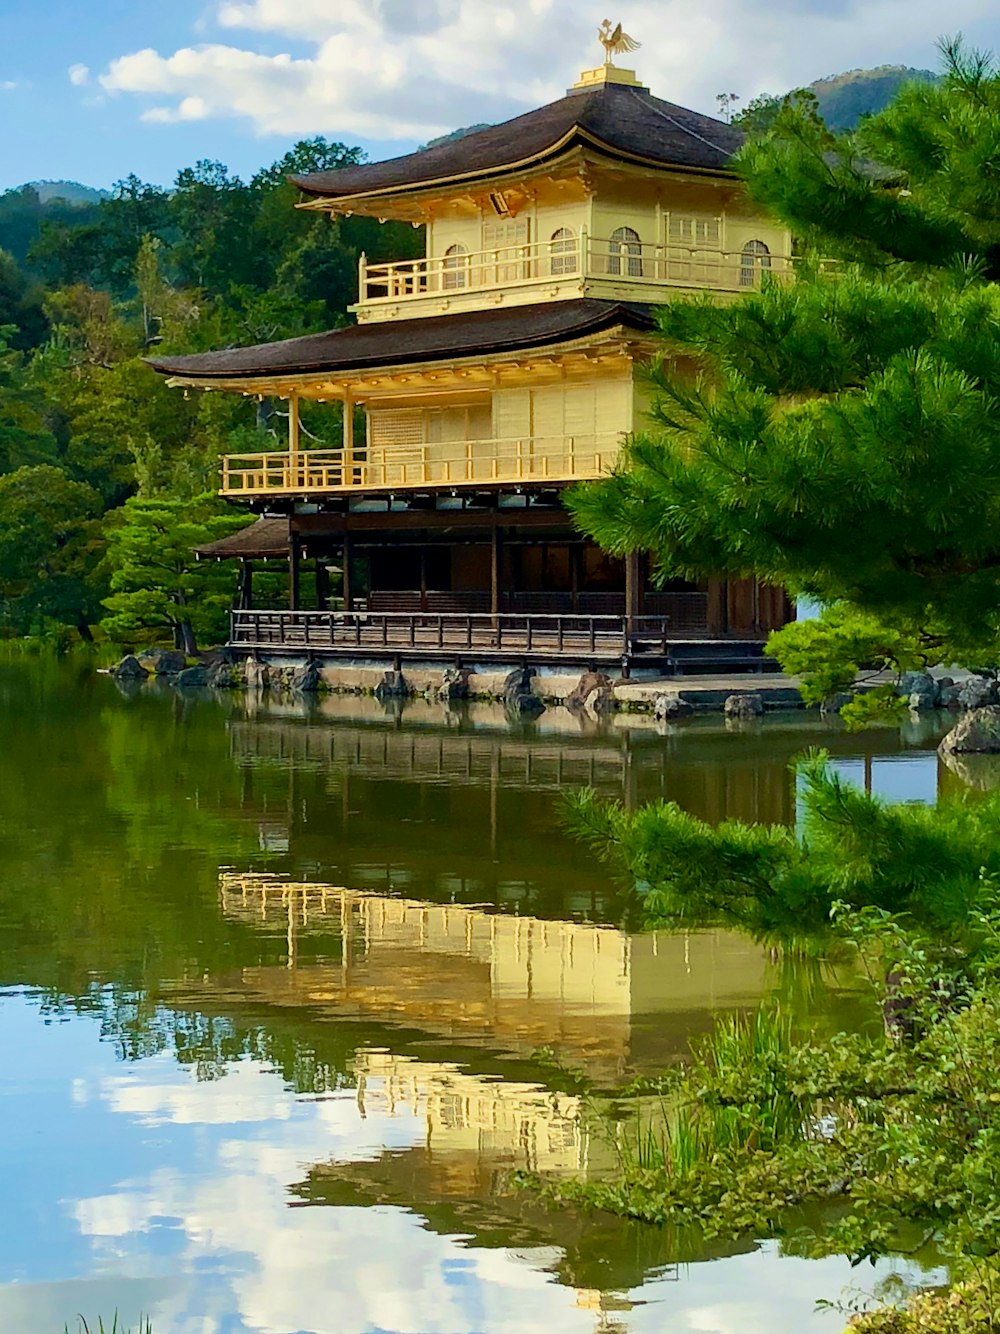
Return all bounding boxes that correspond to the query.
[482,218,530,282]
[368,410,426,448]
[666,214,722,249]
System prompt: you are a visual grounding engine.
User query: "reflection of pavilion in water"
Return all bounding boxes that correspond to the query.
[219,872,776,1083]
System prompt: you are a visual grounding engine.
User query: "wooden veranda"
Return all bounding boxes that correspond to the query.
[229,608,774,673]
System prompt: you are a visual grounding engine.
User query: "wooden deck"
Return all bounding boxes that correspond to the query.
[229,609,772,671]
[233,609,641,661]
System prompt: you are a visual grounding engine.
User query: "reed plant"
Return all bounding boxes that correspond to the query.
[64,1316,152,1334]
[606,1008,805,1182]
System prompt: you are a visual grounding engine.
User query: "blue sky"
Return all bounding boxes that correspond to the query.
[2,0,1000,193]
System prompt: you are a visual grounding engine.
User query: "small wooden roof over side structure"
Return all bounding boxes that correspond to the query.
[195,516,291,561]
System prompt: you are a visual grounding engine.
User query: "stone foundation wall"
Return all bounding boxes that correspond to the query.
[108,648,805,719]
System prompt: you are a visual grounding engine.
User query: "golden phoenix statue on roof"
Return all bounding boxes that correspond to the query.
[598,19,641,65]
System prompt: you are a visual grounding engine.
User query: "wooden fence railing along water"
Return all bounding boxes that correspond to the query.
[230,608,652,660]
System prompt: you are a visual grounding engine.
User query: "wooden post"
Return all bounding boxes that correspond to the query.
[316,560,330,611]
[238,560,254,611]
[419,547,428,613]
[342,533,353,613]
[289,532,301,611]
[570,543,581,614]
[625,549,641,635]
[491,526,503,622]
[288,391,301,490]
[343,386,354,482]
[707,578,727,636]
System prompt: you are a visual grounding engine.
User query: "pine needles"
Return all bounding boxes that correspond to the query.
[564,752,1000,938]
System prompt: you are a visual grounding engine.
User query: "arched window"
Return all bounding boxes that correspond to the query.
[608,226,643,278]
[442,243,469,290]
[550,227,577,276]
[740,238,771,287]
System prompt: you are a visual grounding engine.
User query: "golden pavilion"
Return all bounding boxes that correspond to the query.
[150,36,794,673]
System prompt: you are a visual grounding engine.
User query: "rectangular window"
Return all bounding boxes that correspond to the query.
[481,218,530,283]
[664,213,723,285]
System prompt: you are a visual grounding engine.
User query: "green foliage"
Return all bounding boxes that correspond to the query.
[570,41,1000,683]
[0,464,104,636]
[844,1268,1000,1330]
[101,495,247,652]
[65,1315,152,1334]
[0,134,413,643]
[565,753,1000,937]
[538,904,1000,1328]
[767,608,933,705]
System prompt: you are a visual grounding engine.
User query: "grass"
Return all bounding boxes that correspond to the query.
[608,1007,804,1178]
[64,1317,152,1334]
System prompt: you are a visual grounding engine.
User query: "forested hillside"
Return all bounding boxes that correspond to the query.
[810,65,937,129]
[0,138,423,650]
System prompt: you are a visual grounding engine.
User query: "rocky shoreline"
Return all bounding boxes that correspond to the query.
[107,652,1000,745]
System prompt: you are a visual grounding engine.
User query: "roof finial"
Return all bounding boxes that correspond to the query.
[598,19,641,67]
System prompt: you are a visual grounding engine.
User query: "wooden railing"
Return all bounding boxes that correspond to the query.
[359,234,797,305]
[220,432,622,496]
[230,609,680,660]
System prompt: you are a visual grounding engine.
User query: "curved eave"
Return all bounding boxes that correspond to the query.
[293,128,740,212]
[147,308,658,392]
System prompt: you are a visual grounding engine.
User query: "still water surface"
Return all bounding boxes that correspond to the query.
[0,663,957,1333]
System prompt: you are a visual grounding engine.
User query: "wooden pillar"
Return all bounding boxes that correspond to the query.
[570,544,582,614]
[316,560,330,611]
[289,532,301,611]
[625,549,641,633]
[238,560,254,611]
[288,391,300,489]
[491,525,503,618]
[707,578,727,636]
[419,547,428,612]
[343,387,354,477]
[342,533,353,613]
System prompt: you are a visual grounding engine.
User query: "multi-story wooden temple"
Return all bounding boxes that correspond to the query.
[151,37,794,672]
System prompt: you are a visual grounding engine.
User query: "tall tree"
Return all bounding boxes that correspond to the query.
[0,464,104,637]
[101,496,247,654]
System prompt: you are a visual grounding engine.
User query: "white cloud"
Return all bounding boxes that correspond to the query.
[0,81,17,92]
[142,95,210,124]
[68,63,90,87]
[94,0,1000,142]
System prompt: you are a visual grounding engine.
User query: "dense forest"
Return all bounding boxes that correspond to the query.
[0,139,423,650]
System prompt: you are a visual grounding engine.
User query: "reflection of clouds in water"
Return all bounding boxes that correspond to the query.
[99,1054,295,1126]
[62,1053,911,1334]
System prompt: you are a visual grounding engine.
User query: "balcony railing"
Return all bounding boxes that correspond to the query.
[359,234,795,306]
[220,432,622,497]
[230,609,681,661]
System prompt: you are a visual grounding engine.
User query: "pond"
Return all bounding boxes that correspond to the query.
[0,661,954,1333]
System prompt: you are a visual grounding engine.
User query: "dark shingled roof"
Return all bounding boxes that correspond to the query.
[147,299,658,382]
[196,517,289,560]
[290,82,744,200]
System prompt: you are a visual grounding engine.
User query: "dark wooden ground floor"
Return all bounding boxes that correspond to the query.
[234,513,790,636]
[203,500,793,671]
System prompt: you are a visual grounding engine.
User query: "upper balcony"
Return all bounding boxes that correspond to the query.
[354,232,794,322]
[220,432,622,499]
